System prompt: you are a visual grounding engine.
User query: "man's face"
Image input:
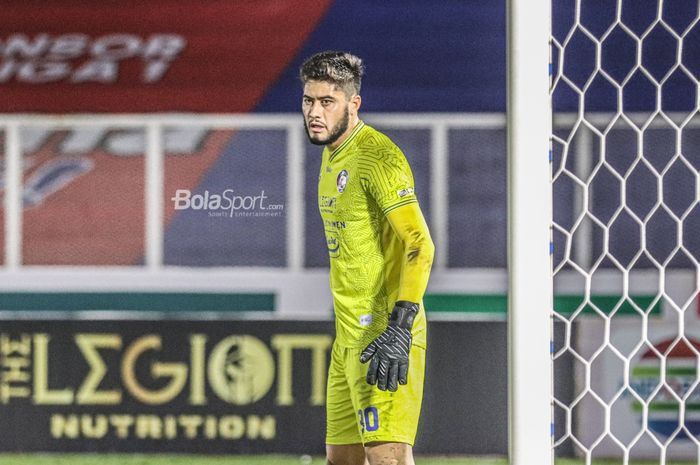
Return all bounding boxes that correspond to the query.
[302,80,353,148]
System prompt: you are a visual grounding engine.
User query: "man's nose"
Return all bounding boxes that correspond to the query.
[307,101,322,118]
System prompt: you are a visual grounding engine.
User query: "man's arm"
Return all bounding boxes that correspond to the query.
[385,202,435,303]
[360,202,434,392]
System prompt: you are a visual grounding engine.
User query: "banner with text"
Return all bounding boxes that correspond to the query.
[0,1,330,112]
[0,320,509,454]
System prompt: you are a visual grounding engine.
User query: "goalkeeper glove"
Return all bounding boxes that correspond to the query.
[360,301,419,392]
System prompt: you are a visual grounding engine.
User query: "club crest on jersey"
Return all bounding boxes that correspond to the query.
[337,169,349,193]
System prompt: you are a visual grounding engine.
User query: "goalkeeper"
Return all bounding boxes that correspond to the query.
[300,51,434,465]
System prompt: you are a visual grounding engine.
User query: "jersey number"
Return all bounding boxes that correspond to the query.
[358,406,379,433]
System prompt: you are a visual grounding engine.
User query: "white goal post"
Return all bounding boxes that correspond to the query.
[507,1,553,465]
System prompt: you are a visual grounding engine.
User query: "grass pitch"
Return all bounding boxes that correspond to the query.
[0,455,694,465]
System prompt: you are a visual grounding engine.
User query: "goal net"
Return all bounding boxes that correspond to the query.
[551,0,700,462]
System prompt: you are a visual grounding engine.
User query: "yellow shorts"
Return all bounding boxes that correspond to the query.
[325,341,425,446]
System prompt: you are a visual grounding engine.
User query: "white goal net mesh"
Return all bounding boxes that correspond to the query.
[551,0,700,463]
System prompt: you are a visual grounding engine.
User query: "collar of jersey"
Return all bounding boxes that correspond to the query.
[329,120,365,163]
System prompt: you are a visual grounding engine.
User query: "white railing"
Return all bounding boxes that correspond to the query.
[2,112,508,270]
[0,113,509,316]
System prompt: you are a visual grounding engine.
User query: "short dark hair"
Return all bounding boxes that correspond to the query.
[299,51,364,97]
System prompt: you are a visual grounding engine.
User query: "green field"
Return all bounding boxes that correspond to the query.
[0,455,693,465]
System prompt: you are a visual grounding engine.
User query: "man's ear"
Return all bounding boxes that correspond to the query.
[350,94,362,115]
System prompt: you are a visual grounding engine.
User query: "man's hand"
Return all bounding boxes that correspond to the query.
[360,301,419,392]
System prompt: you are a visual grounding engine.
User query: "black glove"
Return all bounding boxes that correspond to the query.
[360,301,419,392]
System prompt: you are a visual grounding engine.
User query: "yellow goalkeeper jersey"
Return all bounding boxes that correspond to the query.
[318,120,427,350]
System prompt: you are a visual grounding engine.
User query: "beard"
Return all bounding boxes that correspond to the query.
[304,106,350,147]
